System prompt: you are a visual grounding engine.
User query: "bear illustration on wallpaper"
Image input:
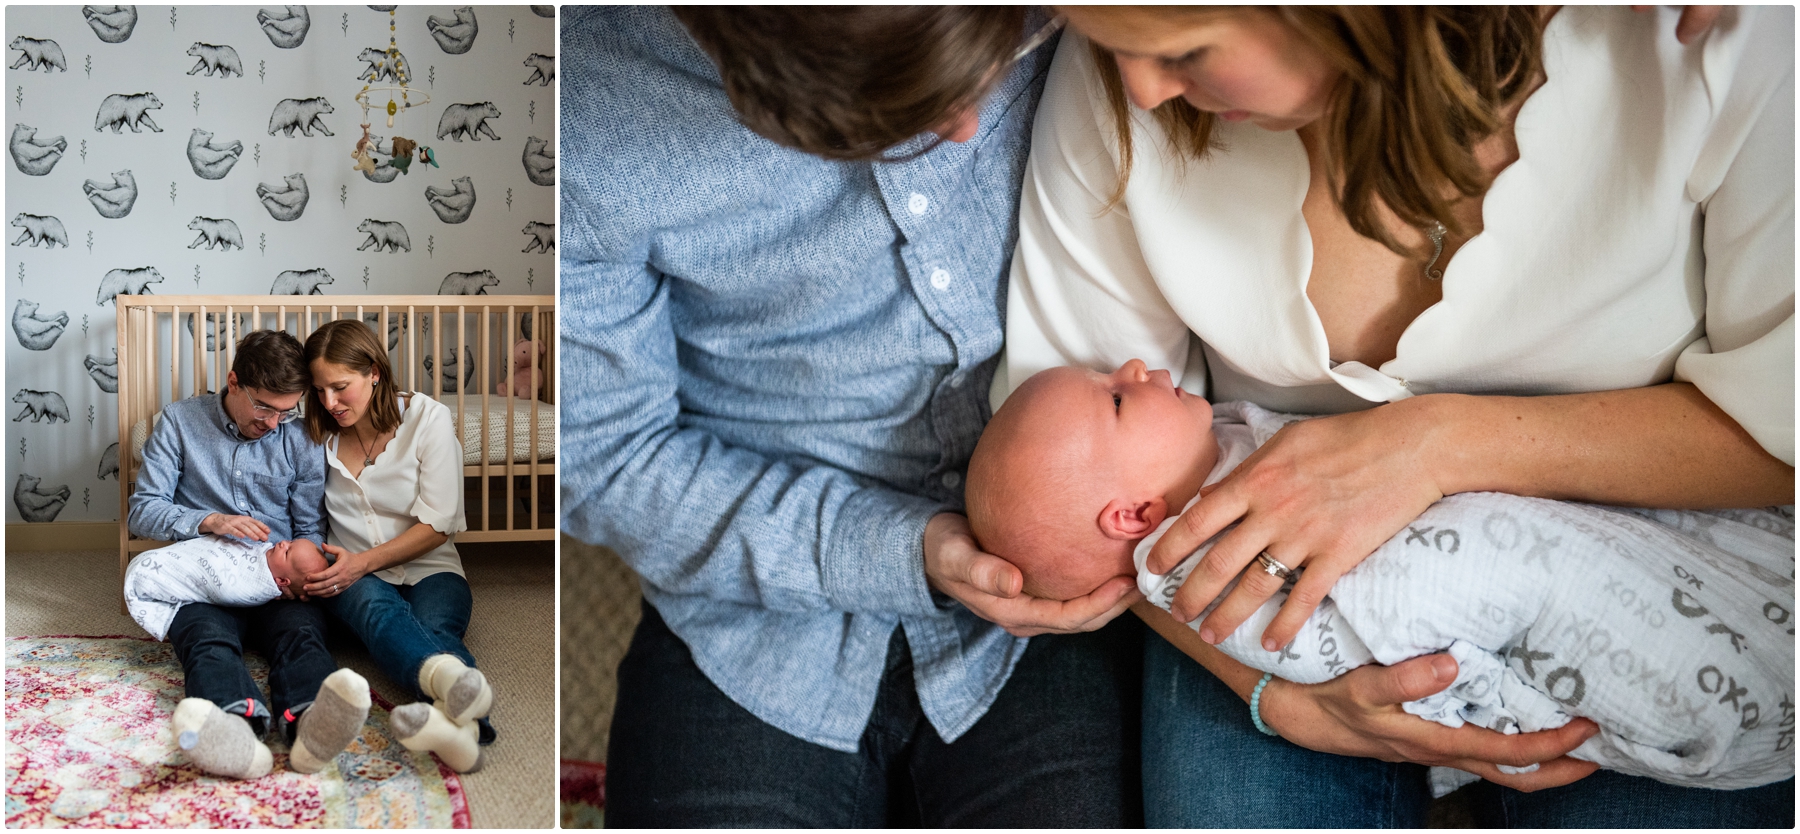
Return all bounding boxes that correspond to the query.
[422,347,475,393]
[257,173,309,221]
[427,8,478,54]
[270,268,332,295]
[357,219,411,253]
[257,6,310,49]
[522,54,553,87]
[521,222,553,254]
[9,36,66,72]
[187,217,244,251]
[83,6,138,44]
[99,443,121,481]
[9,124,67,176]
[14,474,71,523]
[187,129,244,180]
[268,97,334,137]
[84,170,138,218]
[186,42,243,78]
[358,47,411,84]
[522,137,553,186]
[96,266,163,305]
[438,270,497,295]
[437,103,501,142]
[11,301,69,352]
[186,313,248,351]
[425,177,476,223]
[85,349,119,393]
[12,390,70,424]
[10,214,68,248]
[95,92,164,133]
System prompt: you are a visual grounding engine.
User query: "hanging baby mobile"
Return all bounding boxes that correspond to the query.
[352,8,440,175]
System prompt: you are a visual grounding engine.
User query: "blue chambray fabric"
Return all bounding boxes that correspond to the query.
[127,391,327,547]
[560,6,1055,751]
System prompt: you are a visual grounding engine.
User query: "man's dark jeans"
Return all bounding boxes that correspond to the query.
[606,600,1145,827]
[166,598,335,741]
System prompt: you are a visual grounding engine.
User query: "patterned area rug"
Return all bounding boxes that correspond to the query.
[5,636,471,828]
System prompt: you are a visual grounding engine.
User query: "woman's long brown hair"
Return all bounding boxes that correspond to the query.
[1093,6,1545,256]
[302,319,403,444]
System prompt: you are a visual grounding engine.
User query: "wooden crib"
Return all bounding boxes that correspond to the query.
[114,295,556,590]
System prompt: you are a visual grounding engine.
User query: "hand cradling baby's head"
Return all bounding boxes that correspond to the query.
[966,361,1218,600]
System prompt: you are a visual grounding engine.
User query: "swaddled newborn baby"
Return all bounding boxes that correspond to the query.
[124,535,328,641]
[967,361,1794,792]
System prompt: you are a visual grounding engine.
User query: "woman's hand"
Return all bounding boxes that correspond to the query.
[924,512,1141,637]
[1146,398,1446,651]
[304,543,373,599]
[1261,652,1602,791]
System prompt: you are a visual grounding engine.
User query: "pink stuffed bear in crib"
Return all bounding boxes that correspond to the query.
[496,339,544,399]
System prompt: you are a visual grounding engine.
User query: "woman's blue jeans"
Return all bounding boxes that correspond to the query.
[1143,631,1794,827]
[320,572,494,742]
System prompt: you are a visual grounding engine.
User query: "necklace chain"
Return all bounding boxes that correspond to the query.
[354,426,378,467]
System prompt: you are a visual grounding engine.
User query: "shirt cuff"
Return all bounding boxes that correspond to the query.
[821,489,942,616]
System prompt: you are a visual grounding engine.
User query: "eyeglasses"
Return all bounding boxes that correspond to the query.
[1012,14,1066,63]
[240,386,302,424]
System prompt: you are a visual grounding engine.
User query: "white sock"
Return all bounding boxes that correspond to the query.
[391,701,486,773]
[289,668,371,774]
[172,698,273,780]
[417,653,493,725]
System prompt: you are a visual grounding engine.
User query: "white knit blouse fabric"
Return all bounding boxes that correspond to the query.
[324,393,469,584]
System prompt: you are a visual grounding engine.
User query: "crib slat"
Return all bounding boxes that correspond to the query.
[530,305,540,530]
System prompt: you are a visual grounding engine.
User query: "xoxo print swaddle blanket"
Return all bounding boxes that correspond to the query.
[123,534,282,641]
[1138,402,1795,793]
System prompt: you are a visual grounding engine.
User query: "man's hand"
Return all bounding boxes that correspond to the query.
[200,512,270,541]
[922,512,1140,637]
[1261,652,1602,791]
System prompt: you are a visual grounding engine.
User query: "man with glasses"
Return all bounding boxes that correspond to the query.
[562,7,1140,826]
[128,329,369,778]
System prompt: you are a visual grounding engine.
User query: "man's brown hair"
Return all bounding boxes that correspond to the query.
[1092,6,1545,256]
[673,6,1027,161]
[301,319,402,443]
[231,329,310,396]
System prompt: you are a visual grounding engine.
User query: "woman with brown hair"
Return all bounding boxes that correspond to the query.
[300,319,496,773]
[999,6,1792,826]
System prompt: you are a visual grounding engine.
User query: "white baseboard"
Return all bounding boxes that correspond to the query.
[6,522,117,552]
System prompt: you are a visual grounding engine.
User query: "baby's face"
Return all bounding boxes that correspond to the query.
[1034,359,1217,488]
[265,540,327,598]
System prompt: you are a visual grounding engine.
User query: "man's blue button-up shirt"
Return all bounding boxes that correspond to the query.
[560,6,1055,751]
[127,390,327,547]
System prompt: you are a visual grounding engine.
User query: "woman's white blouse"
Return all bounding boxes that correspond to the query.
[1000,6,1794,464]
[325,393,468,583]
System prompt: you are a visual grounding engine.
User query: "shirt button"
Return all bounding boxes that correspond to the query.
[941,471,961,489]
[930,269,952,291]
[907,193,930,216]
[948,373,965,388]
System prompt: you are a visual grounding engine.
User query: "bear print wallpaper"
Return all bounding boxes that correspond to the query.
[5,5,557,524]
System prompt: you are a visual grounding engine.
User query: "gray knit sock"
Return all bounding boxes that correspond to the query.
[418,654,493,725]
[289,668,371,774]
[172,698,273,780]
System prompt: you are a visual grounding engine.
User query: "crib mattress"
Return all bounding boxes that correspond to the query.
[129,396,553,471]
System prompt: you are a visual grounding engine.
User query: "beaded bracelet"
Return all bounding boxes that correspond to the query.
[1250,672,1279,737]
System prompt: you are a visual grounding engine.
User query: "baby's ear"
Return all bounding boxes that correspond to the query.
[275,576,290,587]
[1097,497,1169,540]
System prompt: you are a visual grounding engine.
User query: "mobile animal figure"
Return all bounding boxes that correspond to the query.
[83,170,138,218]
[186,42,243,77]
[9,124,67,177]
[256,173,309,221]
[9,37,67,72]
[95,92,164,133]
[14,474,71,523]
[10,213,69,248]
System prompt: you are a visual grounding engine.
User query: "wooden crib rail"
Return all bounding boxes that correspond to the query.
[114,294,556,588]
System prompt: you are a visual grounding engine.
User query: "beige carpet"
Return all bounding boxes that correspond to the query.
[5,543,555,829]
[558,537,641,766]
